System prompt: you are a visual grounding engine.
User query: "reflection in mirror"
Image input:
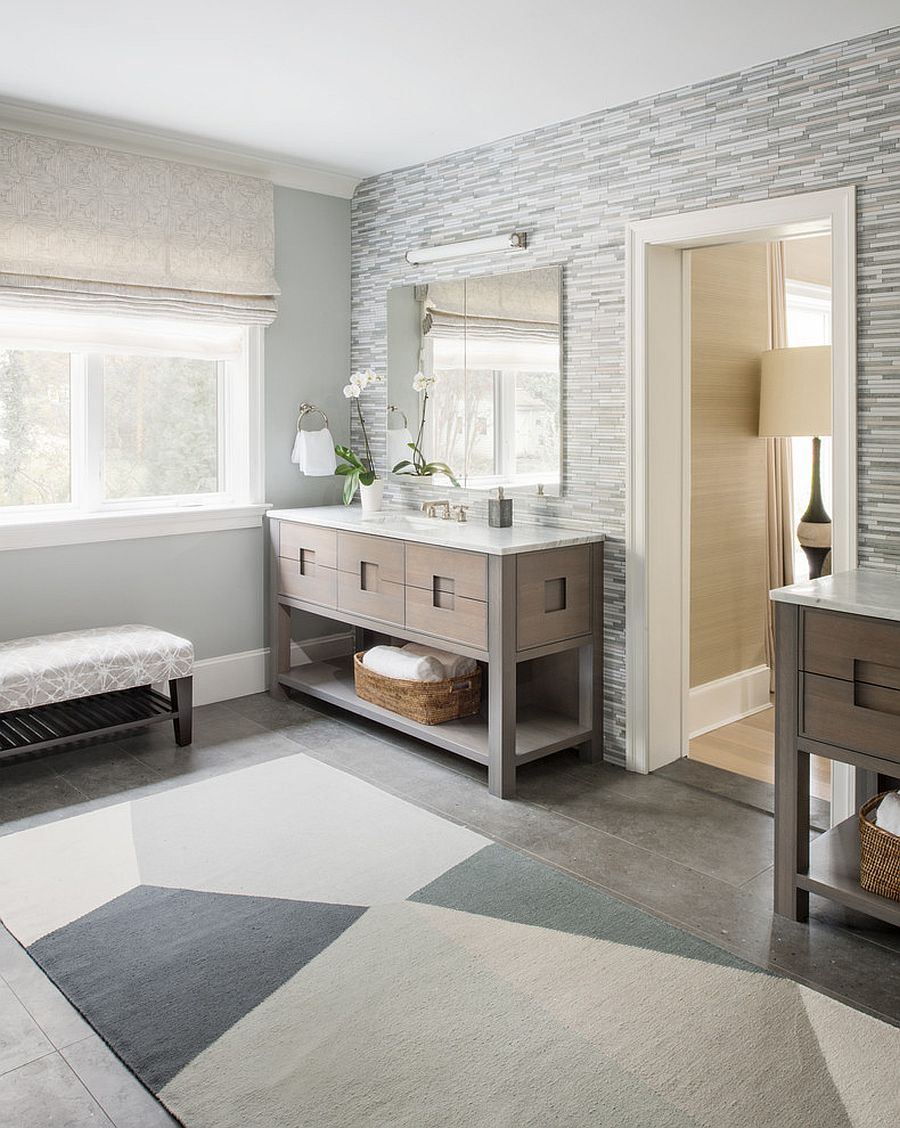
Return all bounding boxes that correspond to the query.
[387,266,562,494]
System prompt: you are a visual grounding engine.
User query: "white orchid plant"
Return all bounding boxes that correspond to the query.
[392,370,459,485]
[335,368,384,504]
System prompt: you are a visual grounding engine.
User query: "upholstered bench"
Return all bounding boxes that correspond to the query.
[0,625,193,762]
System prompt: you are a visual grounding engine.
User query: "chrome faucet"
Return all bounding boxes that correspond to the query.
[421,500,451,519]
[450,504,469,523]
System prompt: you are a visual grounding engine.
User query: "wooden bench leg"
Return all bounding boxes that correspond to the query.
[169,676,193,747]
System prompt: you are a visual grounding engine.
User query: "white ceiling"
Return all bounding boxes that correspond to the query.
[1,1,898,194]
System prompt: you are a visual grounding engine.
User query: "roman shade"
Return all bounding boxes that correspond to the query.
[0,129,279,325]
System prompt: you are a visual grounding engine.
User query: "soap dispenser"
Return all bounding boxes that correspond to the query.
[488,486,513,528]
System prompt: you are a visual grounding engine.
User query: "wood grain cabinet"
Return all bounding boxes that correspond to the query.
[774,599,900,928]
[268,511,605,798]
[405,544,488,648]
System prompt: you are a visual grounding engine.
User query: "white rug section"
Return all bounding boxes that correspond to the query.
[799,987,900,1128]
[0,803,140,945]
[132,754,488,906]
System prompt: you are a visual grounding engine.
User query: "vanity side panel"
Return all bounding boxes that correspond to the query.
[516,545,591,651]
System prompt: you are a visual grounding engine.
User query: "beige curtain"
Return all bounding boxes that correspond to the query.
[764,242,794,687]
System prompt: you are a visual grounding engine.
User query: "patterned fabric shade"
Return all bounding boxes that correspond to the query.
[0,129,279,324]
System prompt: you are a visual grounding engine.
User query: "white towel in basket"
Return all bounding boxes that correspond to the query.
[400,643,477,679]
[875,791,900,836]
[362,646,445,683]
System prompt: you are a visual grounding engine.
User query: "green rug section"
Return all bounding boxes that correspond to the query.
[411,843,767,972]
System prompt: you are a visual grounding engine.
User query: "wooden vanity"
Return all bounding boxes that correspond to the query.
[268,507,605,797]
[772,570,900,927]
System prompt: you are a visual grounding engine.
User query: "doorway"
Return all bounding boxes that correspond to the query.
[685,235,832,810]
[625,188,857,824]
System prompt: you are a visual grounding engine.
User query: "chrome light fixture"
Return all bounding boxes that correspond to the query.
[405,231,527,266]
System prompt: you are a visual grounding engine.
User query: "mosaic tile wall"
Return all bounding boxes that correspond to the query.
[351,26,900,763]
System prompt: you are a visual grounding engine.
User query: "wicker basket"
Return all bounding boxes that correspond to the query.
[859,792,900,902]
[353,652,482,726]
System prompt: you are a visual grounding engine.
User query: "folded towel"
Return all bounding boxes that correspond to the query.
[292,427,337,475]
[387,427,414,470]
[362,645,445,683]
[401,643,477,679]
[875,790,900,837]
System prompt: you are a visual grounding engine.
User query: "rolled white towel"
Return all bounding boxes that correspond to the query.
[400,643,477,679]
[293,427,337,475]
[362,645,445,683]
[874,790,900,837]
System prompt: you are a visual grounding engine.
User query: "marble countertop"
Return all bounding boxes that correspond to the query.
[267,506,605,556]
[770,568,900,622]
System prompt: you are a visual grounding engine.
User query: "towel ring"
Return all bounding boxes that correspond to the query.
[388,404,409,429]
[296,402,329,431]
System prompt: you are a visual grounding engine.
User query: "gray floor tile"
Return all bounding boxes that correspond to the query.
[48,745,163,802]
[61,1037,179,1127]
[0,983,54,1075]
[0,757,87,826]
[0,927,92,1049]
[0,1052,113,1127]
[516,758,776,886]
[658,757,831,830]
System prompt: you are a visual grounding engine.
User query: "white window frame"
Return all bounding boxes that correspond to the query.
[0,325,268,550]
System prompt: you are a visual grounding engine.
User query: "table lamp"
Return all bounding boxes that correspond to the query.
[758,345,832,579]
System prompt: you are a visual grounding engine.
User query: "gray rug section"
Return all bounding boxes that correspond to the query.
[411,844,767,973]
[29,885,366,1091]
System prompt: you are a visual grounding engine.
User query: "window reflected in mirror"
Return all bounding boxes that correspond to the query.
[387,265,561,494]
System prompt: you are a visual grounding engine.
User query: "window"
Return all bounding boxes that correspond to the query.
[0,311,265,547]
[786,279,832,582]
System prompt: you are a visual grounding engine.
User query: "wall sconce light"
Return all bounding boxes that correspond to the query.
[405,231,528,266]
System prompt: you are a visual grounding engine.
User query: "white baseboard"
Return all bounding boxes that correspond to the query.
[688,664,771,739]
[184,631,355,707]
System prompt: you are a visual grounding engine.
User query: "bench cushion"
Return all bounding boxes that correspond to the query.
[0,625,194,713]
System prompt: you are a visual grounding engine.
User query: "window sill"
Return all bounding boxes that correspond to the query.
[0,503,271,551]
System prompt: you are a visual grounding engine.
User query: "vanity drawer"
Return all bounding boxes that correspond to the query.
[405,585,488,650]
[801,671,900,766]
[277,559,337,608]
[802,608,900,690]
[337,532,405,585]
[405,543,488,603]
[278,522,338,570]
[337,570,404,625]
[516,545,591,651]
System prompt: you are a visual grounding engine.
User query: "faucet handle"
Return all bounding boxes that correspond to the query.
[451,504,469,523]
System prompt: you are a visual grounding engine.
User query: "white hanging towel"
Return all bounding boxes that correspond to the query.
[292,427,337,475]
[387,427,414,470]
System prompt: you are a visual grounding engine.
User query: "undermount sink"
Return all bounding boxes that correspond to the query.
[360,512,463,532]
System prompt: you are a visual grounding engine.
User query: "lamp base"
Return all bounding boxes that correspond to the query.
[798,519,832,580]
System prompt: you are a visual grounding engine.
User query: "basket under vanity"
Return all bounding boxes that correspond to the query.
[268,506,604,798]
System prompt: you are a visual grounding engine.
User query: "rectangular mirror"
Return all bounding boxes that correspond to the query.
[387,265,562,495]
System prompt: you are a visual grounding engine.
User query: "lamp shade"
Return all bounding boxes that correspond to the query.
[758,345,831,438]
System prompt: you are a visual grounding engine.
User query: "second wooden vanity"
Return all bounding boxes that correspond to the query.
[268,507,605,797]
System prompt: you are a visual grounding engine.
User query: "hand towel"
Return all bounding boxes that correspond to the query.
[293,428,337,475]
[362,645,445,683]
[387,427,414,470]
[875,790,900,836]
[401,643,477,679]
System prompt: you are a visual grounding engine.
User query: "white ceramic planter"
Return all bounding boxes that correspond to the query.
[359,478,384,513]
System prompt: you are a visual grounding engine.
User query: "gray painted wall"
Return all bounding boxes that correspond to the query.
[351,25,900,763]
[0,185,350,659]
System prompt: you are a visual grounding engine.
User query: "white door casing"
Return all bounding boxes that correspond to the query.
[625,187,857,824]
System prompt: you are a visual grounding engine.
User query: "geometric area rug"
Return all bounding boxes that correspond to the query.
[1,754,898,1128]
